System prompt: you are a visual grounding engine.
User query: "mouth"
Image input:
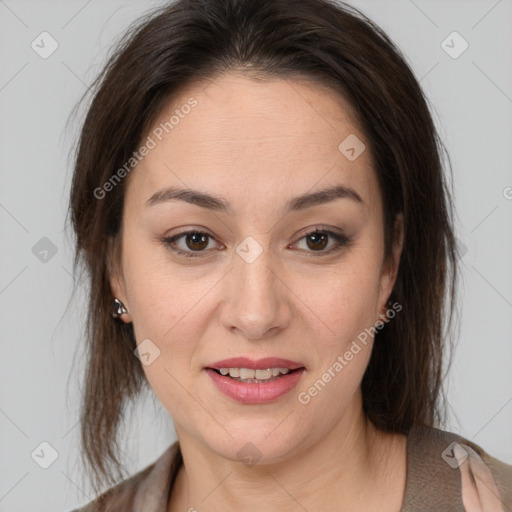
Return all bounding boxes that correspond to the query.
[204,357,306,404]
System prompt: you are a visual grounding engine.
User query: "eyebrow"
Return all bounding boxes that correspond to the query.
[146,184,364,215]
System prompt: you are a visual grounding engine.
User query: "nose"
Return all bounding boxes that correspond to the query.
[219,243,292,340]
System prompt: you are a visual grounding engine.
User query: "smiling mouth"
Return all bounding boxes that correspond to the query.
[208,367,304,383]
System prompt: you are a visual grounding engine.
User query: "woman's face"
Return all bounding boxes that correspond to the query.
[110,73,402,463]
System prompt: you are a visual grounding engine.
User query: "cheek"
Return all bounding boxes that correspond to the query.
[121,233,198,335]
[121,241,221,381]
[296,257,383,345]
[295,267,380,415]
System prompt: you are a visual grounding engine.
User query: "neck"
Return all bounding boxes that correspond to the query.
[169,395,407,512]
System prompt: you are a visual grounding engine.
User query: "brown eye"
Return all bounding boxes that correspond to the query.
[305,232,329,251]
[162,230,220,258]
[294,228,351,255]
[185,232,210,251]
[162,228,350,259]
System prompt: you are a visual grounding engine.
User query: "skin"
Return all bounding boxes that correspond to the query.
[110,72,406,512]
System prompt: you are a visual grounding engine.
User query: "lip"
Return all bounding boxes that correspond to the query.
[204,357,306,405]
[206,357,304,371]
[205,367,305,404]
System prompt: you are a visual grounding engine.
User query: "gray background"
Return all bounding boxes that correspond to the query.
[0,0,511,510]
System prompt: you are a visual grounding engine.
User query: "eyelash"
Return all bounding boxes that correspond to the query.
[160,228,351,259]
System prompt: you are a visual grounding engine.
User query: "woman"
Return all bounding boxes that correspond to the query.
[68,0,511,510]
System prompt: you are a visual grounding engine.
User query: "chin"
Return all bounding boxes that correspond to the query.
[197,418,312,467]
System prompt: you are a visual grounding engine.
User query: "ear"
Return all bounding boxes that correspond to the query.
[377,212,404,318]
[107,235,132,323]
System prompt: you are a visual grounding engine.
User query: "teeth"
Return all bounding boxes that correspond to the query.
[229,367,240,378]
[255,369,272,380]
[217,367,292,380]
[240,368,255,380]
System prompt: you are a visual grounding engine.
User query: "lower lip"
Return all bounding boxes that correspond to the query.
[205,368,305,404]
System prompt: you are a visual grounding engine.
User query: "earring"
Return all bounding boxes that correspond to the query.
[112,298,127,319]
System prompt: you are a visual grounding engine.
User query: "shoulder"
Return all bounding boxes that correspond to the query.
[71,441,181,512]
[403,425,512,511]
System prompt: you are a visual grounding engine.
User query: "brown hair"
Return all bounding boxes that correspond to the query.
[69,0,459,497]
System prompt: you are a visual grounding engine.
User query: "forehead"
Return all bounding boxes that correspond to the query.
[127,72,380,217]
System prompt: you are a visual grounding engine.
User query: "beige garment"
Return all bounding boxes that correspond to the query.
[72,426,512,511]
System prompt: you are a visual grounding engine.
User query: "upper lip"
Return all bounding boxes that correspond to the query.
[206,357,305,370]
